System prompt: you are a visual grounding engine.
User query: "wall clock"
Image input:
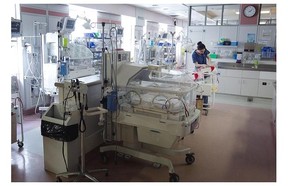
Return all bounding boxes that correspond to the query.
[243,5,257,18]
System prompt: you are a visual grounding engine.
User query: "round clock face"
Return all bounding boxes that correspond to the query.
[244,5,256,17]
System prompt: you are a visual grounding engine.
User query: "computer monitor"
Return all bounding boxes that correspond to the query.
[59,17,76,34]
[11,18,22,37]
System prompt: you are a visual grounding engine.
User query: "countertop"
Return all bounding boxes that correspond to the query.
[217,62,276,72]
[54,74,101,87]
[211,58,276,65]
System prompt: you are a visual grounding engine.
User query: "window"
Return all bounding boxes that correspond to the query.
[190,6,206,26]
[69,5,98,39]
[259,4,276,25]
[190,4,241,26]
[206,5,223,25]
[223,4,240,25]
[121,15,136,61]
[159,23,168,34]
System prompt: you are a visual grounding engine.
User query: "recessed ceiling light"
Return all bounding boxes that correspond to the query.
[261,10,270,14]
[152,4,158,7]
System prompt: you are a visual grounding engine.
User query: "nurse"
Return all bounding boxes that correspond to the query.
[192,41,211,108]
[192,41,211,70]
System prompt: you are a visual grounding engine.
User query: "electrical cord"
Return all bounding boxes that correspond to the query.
[164,97,189,117]
[23,48,44,114]
[61,83,75,172]
[78,104,86,133]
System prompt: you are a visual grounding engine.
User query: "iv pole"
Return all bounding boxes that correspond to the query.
[55,17,109,182]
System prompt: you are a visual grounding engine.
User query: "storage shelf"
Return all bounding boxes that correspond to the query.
[213,45,238,48]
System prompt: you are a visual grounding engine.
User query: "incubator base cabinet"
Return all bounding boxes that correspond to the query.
[100,63,201,181]
[100,109,200,181]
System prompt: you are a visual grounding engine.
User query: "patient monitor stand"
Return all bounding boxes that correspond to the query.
[56,81,109,182]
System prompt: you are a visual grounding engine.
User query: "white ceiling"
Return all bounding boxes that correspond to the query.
[131,4,191,21]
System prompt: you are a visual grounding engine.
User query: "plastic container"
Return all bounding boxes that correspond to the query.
[236,52,242,63]
[210,53,218,59]
[231,41,238,46]
[261,47,276,59]
[62,37,68,48]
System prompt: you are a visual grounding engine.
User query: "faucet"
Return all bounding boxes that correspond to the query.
[253,59,259,69]
[242,54,248,67]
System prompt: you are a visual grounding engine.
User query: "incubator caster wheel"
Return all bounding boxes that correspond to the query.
[17,141,24,148]
[185,153,195,165]
[56,177,62,182]
[117,152,124,158]
[152,162,161,168]
[124,154,131,160]
[100,153,108,164]
[169,173,180,182]
[105,170,109,176]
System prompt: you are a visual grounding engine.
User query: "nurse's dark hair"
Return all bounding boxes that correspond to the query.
[197,41,206,50]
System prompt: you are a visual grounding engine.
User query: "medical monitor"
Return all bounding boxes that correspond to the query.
[59,17,76,34]
[11,18,22,37]
[117,28,124,37]
[162,33,168,39]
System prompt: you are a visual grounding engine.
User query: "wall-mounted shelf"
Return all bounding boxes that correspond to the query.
[213,45,238,48]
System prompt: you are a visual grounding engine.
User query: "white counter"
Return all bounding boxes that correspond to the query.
[211,58,236,63]
[212,58,276,65]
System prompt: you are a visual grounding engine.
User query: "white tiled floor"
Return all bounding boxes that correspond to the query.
[12,92,277,182]
[214,93,274,109]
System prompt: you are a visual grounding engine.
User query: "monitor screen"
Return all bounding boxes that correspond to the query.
[162,33,168,39]
[11,19,22,37]
[117,28,123,36]
[66,19,76,29]
[59,17,76,34]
